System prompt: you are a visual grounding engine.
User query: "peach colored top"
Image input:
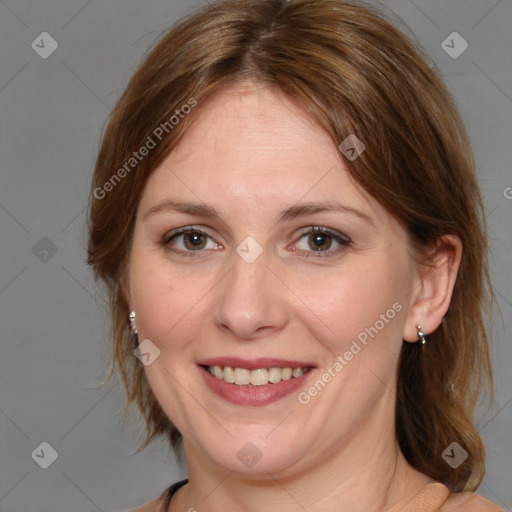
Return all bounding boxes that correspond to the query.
[387,483,505,512]
[131,482,506,512]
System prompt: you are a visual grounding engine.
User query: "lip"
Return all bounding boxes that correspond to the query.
[198,357,315,370]
[197,358,316,407]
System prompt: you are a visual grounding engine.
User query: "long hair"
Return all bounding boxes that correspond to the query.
[87,0,495,492]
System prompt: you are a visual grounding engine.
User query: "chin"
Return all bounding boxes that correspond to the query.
[210,446,303,478]
[184,425,309,477]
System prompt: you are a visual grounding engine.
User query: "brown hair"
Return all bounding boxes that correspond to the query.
[87,0,495,492]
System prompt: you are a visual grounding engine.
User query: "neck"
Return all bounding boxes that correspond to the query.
[171,422,434,512]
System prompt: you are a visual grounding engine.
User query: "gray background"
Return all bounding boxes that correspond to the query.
[0,0,510,511]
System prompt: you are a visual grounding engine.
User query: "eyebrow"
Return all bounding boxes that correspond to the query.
[143,199,375,226]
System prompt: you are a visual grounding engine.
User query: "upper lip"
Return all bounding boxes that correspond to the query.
[198,357,315,370]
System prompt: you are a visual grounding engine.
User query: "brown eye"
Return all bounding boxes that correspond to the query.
[294,227,350,258]
[308,232,333,251]
[182,231,207,250]
[161,227,221,256]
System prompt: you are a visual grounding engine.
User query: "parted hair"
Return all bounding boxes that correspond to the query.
[87,0,495,492]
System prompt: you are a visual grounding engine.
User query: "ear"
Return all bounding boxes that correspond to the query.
[403,235,462,343]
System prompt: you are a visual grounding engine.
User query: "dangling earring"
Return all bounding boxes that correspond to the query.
[129,311,138,344]
[417,324,427,345]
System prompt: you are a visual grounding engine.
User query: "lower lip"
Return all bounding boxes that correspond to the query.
[199,366,314,406]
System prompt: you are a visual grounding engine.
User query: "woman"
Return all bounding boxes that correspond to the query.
[87,0,504,510]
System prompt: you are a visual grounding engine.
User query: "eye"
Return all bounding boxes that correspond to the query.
[161,227,221,255]
[161,225,350,259]
[292,227,351,257]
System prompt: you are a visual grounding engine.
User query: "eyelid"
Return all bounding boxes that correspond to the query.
[161,225,213,245]
[291,226,351,258]
[161,226,223,256]
[161,225,351,258]
[296,226,350,243]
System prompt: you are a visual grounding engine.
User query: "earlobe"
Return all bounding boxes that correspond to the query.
[403,235,462,343]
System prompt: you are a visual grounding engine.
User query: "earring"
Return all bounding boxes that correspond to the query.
[417,324,427,345]
[129,310,138,335]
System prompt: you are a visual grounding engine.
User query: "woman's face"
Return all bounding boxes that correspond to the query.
[128,83,419,477]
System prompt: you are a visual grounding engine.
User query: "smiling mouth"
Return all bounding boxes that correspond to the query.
[203,365,313,386]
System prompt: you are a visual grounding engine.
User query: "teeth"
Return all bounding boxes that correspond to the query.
[223,366,235,383]
[234,368,250,385]
[281,367,292,380]
[268,367,282,383]
[251,368,268,386]
[208,365,309,386]
[213,365,223,379]
[292,367,304,378]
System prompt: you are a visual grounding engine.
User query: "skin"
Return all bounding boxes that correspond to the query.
[126,82,462,512]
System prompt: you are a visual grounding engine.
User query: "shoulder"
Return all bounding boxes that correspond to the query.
[128,479,188,512]
[441,491,506,512]
[386,483,505,512]
[128,488,169,512]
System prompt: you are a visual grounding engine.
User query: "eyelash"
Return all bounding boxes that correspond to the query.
[160,226,351,259]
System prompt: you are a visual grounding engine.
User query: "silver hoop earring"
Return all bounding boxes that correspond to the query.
[417,324,427,345]
[129,310,138,335]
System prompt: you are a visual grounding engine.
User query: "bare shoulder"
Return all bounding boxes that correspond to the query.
[442,491,506,512]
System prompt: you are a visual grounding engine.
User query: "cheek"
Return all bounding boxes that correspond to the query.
[129,249,192,346]
[129,250,233,360]
[298,257,408,359]
[129,235,411,359]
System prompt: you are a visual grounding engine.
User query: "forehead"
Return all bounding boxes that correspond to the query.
[138,83,388,225]
[172,83,336,172]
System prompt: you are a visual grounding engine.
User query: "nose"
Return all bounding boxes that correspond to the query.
[213,247,289,341]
